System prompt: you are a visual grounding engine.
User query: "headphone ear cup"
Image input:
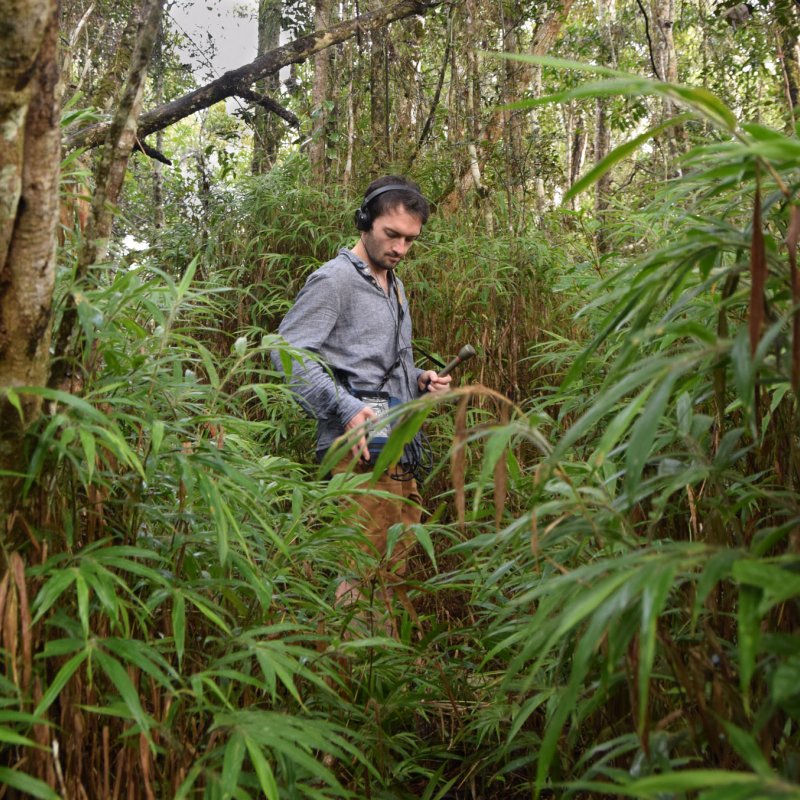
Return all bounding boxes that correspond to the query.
[354,207,371,231]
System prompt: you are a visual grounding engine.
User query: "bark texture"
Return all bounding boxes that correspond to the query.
[252,0,283,173]
[650,0,686,166]
[0,0,61,530]
[369,0,390,167]
[310,0,333,181]
[594,0,615,252]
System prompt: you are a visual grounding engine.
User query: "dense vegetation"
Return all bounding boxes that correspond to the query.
[2,0,800,797]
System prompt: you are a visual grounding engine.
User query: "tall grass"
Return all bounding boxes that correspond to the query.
[4,71,800,799]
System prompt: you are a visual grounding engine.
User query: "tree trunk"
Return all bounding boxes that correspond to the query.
[152,23,165,227]
[50,0,164,390]
[0,0,62,535]
[777,20,800,129]
[650,0,686,169]
[370,0,390,167]
[501,0,527,228]
[252,0,283,173]
[93,5,139,112]
[310,0,333,182]
[594,0,615,253]
[569,108,586,193]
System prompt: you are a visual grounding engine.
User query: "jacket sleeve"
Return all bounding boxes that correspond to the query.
[272,270,365,425]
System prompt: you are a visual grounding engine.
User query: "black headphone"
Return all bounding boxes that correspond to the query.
[354,184,425,231]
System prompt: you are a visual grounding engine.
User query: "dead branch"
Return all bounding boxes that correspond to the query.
[235,87,300,128]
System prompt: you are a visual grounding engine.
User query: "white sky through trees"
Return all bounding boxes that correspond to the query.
[170,0,257,79]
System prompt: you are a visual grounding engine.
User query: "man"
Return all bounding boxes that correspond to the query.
[274,175,451,602]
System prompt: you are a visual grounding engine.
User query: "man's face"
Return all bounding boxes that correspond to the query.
[361,205,423,272]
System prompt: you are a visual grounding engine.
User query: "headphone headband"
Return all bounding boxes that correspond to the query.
[361,184,422,208]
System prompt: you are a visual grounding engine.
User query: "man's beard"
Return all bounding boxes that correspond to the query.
[363,237,399,271]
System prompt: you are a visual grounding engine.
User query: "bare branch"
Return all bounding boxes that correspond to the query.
[235,87,300,128]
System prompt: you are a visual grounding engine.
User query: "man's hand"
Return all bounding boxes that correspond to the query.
[344,406,378,461]
[418,370,452,394]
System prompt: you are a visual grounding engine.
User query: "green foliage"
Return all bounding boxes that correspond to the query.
[9,49,800,799]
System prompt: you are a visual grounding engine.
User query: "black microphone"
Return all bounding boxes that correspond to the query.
[423,345,477,388]
[438,344,477,377]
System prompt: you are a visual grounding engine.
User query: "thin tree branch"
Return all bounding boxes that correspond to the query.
[65,0,436,152]
[636,0,661,81]
[236,87,300,128]
[133,137,172,163]
[405,4,452,170]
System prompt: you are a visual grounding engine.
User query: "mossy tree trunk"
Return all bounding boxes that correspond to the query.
[310,0,333,182]
[0,0,62,542]
[252,0,283,174]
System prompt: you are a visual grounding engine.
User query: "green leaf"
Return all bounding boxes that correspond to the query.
[772,655,800,704]
[737,584,761,713]
[693,550,740,626]
[0,728,38,747]
[79,427,96,484]
[172,591,186,667]
[94,649,155,744]
[34,650,89,716]
[32,569,78,624]
[638,565,675,736]
[721,720,773,777]
[221,731,246,799]
[0,768,60,799]
[76,571,90,638]
[3,388,24,422]
[624,371,678,497]
[245,737,279,800]
[411,524,436,570]
[150,420,165,456]
[176,255,199,300]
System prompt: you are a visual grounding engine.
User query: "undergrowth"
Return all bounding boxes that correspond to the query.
[2,74,800,799]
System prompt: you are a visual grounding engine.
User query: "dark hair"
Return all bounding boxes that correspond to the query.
[361,175,430,227]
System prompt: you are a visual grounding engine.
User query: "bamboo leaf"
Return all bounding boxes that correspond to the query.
[34,649,89,716]
[749,185,766,359]
[94,649,155,744]
[76,571,90,637]
[245,736,279,800]
[3,388,24,422]
[736,585,761,714]
[638,565,675,738]
[0,768,60,800]
[721,720,773,777]
[79,427,96,484]
[624,371,678,497]
[0,728,38,747]
[221,731,246,799]
[410,524,436,570]
[32,569,78,624]
[172,591,186,667]
[176,255,199,300]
